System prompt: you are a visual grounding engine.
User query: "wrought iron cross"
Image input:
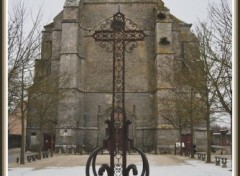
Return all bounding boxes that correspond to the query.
[86,10,149,176]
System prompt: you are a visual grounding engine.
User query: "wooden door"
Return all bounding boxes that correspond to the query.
[43,134,55,151]
[181,134,192,152]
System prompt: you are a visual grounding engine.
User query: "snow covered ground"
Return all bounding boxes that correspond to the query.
[8,158,232,176]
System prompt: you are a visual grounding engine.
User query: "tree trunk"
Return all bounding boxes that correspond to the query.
[50,132,53,157]
[230,115,232,169]
[190,123,194,158]
[20,116,25,164]
[179,128,183,156]
[206,89,211,163]
[190,88,194,158]
[38,126,43,160]
[20,67,25,165]
[206,113,211,163]
[20,107,25,164]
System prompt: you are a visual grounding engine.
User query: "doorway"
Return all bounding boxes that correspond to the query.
[181,134,192,154]
[43,133,55,151]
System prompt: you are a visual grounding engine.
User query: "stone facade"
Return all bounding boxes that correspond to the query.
[27,0,207,154]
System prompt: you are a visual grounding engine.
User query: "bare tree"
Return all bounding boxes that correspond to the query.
[28,76,58,159]
[162,95,190,156]
[28,69,70,159]
[8,1,42,111]
[177,62,206,158]
[162,57,206,157]
[8,1,42,164]
[195,0,232,121]
[195,0,232,163]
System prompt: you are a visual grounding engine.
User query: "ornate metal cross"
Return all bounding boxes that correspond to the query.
[86,10,149,176]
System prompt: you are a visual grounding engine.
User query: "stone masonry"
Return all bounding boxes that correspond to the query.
[27,0,207,154]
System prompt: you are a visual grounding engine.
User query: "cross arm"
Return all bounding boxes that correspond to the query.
[92,30,146,42]
[123,30,146,41]
[92,31,115,41]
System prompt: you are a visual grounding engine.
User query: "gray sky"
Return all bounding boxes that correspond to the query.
[8,0,232,29]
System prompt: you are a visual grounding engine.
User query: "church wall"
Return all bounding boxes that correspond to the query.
[61,23,79,54]
[83,43,156,92]
[51,30,62,73]
[127,92,156,151]
[57,89,84,128]
[156,129,179,154]
[27,18,61,151]
[82,3,157,93]
[82,93,110,150]
[82,92,156,150]
[194,129,207,151]
[79,2,204,153]
[53,3,86,152]
[135,128,156,152]
[55,89,84,148]
[59,54,83,88]
[78,3,159,151]
[172,30,183,60]
[41,31,52,60]
[154,7,185,153]
[28,0,208,153]
[63,6,79,20]
[79,3,157,30]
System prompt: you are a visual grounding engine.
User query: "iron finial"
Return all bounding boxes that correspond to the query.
[118,4,120,12]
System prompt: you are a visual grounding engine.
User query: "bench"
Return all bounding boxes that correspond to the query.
[215,156,227,168]
[196,152,206,161]
[42,152,49,158]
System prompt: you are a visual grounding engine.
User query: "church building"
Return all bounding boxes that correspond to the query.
[27,0,207,154]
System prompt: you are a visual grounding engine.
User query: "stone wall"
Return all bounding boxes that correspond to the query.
[27,0,207,154]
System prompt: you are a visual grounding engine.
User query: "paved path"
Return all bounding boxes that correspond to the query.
[8,148,231,170]
[9,154,187,169]
[8,148,232,176]
[8,148,38,163]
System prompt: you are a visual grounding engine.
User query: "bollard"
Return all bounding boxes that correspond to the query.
[32,155,36,161]
[215,157,220,166]
[222,158,227,168]
[174,144,176,155]
[27,156,31,162]
[16,157,19,163]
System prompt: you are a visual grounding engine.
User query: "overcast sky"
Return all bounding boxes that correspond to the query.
[8,0,232,29]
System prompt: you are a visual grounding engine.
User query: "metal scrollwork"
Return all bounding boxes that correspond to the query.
[115,164,123,176]
[125,19,138,30]
[101,17,113,31]
[98,164,112,176]
[86,9,149,176]
[100,42,114,52]
[125,41,138,53]
[126,164,138,176]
